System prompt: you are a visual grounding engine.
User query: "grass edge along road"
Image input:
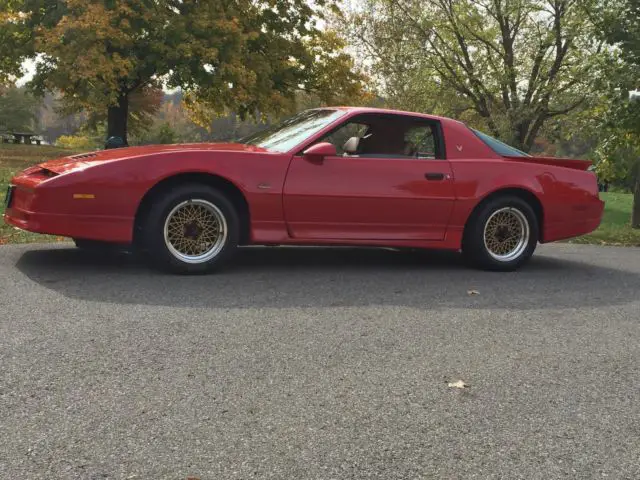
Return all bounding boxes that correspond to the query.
[1,143,639,246]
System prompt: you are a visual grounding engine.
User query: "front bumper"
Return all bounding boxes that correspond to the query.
[4,206,133,243]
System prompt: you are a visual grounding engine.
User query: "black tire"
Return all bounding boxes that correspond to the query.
[141,183,240,274]
[462,195,538,271]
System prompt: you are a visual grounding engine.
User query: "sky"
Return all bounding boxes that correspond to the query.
[17,59,36,86]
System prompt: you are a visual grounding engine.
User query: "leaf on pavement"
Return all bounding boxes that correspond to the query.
[448,380,468,389]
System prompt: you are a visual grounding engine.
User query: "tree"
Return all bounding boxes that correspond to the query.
[342,0,605,151]
[0,86,39,132]
[2,0,366,145]
[593,0,640,227]
[0,7,30,86]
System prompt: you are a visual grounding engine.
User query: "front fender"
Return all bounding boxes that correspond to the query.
[67,149,292,218]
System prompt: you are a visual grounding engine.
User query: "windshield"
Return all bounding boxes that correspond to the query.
[238,109,347,153]
[471,129,530,157]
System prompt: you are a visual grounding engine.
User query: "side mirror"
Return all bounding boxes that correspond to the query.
[302,142,337,163]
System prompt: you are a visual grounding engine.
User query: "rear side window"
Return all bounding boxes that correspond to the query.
[404,125,436,159]
[471,129,530,157]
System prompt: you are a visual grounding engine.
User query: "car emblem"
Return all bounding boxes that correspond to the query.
[257,183,271,190]
[456,145,463,152]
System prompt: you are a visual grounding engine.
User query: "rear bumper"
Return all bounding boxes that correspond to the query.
[542,199,605,243]
[4,207,133,243]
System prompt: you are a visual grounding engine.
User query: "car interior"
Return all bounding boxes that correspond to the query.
[319,114,438,159]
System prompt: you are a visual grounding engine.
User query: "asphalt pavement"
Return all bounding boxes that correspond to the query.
[1,242,639,479]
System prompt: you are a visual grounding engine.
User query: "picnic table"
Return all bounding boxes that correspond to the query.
[1,132,42,145]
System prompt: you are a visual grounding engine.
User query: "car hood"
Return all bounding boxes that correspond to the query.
[37,142,269,174]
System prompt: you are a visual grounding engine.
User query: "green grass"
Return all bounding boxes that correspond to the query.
[1,143,83,244]
[0,143,84,169]
[1,142,639,246]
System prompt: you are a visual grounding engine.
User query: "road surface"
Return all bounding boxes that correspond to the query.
[1,243,639,479]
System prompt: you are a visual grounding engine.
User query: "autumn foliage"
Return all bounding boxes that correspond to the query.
[2,0,367,143]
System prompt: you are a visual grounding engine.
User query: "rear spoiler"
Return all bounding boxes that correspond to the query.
[503,155,592,171]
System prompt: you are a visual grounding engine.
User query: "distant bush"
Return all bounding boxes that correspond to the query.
[155,122,178,144]
[55,135,99,150]
[608,185,633,194]
[132,121,181,145]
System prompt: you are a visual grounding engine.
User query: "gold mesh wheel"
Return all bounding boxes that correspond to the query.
[483,207,530,262]
[163,199,227,264]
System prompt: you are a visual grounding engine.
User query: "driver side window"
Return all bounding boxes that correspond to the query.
[310,113,444,159]
[322,122,369,155]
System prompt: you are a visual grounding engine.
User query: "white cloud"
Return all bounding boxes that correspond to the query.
[16,58,36,86]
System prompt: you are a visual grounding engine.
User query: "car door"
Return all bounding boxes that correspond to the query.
[282,113,456,241]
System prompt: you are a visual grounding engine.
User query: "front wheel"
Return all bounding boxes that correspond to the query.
[142,184,240,274]
[463,196,538,271]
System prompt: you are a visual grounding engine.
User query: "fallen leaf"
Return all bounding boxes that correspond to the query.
[467,290,480,295]
[448,380,468,389]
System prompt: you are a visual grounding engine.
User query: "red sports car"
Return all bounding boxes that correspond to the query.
[4,107,604,273]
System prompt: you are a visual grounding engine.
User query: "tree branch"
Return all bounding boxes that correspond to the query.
[387,0,486,108]
[546,97,586,116]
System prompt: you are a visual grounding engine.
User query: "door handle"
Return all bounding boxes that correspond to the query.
[425,172,445,181]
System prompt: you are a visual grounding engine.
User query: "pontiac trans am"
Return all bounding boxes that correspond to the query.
[3,107,604,273]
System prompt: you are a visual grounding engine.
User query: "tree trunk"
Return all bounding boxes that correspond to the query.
[106,93,129,147]
[632,162,640,229]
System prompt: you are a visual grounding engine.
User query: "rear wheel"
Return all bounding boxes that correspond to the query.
[142,184,239,274]
[463,195,538,271]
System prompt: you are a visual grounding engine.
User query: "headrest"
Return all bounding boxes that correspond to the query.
[342,136,360,154]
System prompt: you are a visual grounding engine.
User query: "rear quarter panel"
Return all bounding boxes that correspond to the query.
[449,159,603,243]
[440,118,603,244]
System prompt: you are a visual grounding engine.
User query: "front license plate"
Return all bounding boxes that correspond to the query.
[4,185,15,209]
